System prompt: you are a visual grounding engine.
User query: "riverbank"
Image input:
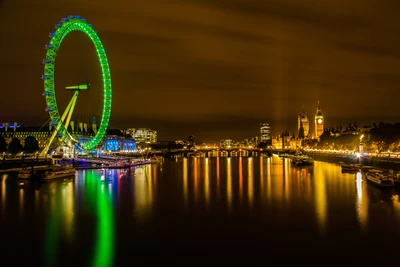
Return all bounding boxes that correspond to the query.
[0,157,52,170]
[74,159,152,170]
[305,151,400,172]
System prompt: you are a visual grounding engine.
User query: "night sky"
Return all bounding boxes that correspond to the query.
[1,0,400,142]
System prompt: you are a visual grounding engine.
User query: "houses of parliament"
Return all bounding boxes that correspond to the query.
[268,101,324,150]
[298,101,324,139]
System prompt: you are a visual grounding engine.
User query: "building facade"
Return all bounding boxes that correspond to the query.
[220,139,234,149]
[126,128,157,144]
[314,101,324,138]
[298,107,309,138]
[0,122,136,153]
[260,123,272,145]
[0,123,52,150]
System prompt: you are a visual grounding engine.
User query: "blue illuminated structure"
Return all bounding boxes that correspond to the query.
[122,140,136,151]
[104,139,119,151]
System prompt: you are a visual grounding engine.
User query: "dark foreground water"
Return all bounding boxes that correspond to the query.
[1,156,400,265]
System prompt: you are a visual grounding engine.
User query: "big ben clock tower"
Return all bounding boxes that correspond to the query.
[314,101,324,138]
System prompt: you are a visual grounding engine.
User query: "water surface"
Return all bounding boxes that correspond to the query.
[1,156,400,265]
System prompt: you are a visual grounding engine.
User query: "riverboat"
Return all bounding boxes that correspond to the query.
[41,166,76,180]
[365,170,394,188]
[17,166,52,179]
[341,163,361,172]
[291,156,314,166]
[18,168,34,179]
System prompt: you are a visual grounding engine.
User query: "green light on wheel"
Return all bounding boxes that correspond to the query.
[43,16,112,151]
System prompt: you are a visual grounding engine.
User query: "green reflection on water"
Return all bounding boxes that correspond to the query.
[86,171,115,267]
[43,171,115,267]
[93,181,114,266]
[44,182,62,267]
[45,203,59,267]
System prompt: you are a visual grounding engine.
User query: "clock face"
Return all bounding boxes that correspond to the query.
[317,118,322,124]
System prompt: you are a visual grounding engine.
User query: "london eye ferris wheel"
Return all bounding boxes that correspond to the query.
[40,15,112,156]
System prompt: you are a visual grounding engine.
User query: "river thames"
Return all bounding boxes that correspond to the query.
[1,156,400,265]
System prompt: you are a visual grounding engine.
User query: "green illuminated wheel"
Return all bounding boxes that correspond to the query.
[42,15,111,151]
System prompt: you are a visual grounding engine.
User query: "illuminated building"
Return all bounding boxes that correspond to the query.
[314,101,324,138]
[272,133,301,150]
[298,106,309,137]
[260,123,271,145]
[102,129,136,152]
[0,121,136,153]
[0,122,51,150]
[126,128,157,144]
[220,139,233,149]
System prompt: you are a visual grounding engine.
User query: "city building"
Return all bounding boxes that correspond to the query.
[260,123,272,145]
[126,128,157,144]
[0,121,136,153]
[102,129,136,152]
[220,139,233,149]
[272,133,302,150]
[298,106,309,138]
[0,122,51,150]
[314,101,324,138]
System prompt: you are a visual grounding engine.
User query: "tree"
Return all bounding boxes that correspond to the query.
[0,136,7,153]
[24,136,40,154]
[8,137,23,155]
[298,121,305,139]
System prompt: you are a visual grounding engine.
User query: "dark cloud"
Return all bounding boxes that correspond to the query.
[1,0,400,142]
[191,0,370,29]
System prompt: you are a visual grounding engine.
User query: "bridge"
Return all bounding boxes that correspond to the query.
[136,147,275,158]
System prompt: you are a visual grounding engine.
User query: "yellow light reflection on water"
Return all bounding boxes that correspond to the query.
[227,158,232,211]
[145,165,153,205]
[183,158,188,207]
[314,165,327,235]
[239,157,243,204]
[284,158,290,203]
[248,157,254,207]
[267,157,272,202]
[1,175,7,214]
[272,158,285,203]
[216,157,220,199]
[19,187,24,217]
[152,165,157,191]
[64,181,74,242]
[356,171,368,232]
[134,166,154,222]
[204,158,210,208]
[356,172,362,199]
[391,195,400,222]
[194,157,199,203]
[260,156,264,194]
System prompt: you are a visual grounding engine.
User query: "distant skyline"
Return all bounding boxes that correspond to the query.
[1,0,400,142]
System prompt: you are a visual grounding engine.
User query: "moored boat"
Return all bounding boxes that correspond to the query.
[18,168,34,179]
[291,157,314,166]
[18,166,51,179]
[365,171,394,188]
[41,166,76,180]
[341,163,361,172]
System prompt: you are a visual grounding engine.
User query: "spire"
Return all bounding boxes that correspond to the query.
[317,101,320,111]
